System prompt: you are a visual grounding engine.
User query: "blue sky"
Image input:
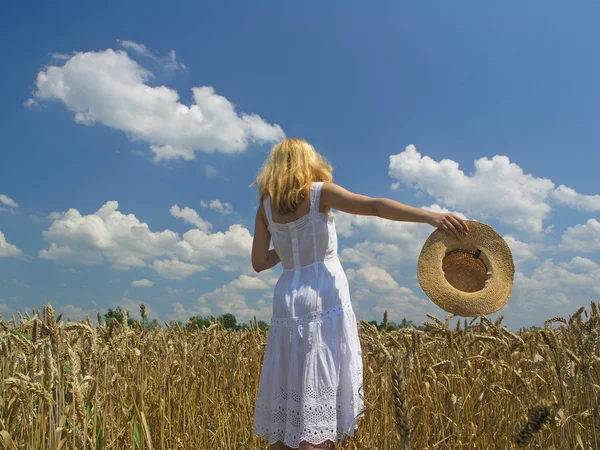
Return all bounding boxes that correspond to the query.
[1,1,599,328]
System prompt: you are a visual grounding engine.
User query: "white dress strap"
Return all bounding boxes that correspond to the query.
[310,182,324,213]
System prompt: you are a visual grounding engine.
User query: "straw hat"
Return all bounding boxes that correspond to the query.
[417,220,514,317]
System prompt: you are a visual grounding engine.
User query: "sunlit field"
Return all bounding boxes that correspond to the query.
[1,302,598,449]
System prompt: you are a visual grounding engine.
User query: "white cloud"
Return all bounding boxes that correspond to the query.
[51,53,71,61]
[561,256,599,272]
[57,304,88,322]
[118,40,149,55]
[551,185,600,211]
[0,303,10,317]
[201,199,233,215]
[203,164,220,179]
[514,257,600,317]
[28,45,285,162]
[175,224,253,270]
[172,301,191,322]
[346,266,430,322]
[39,201,178,267]
[0,232,22,258]
[118,40,187,71]
[172,274,274,323]
[349,266,400,294]
[131,279,154,287]
[150,145,195,162]
[39,201,252,279]
[151,259,205,280]
[341,241,407,268]
[503,235,541,265]
[229,274,269,290]
[389,145,557,233]
[0,194,19,210]
[559,219,600,253]
[170,205,211,232]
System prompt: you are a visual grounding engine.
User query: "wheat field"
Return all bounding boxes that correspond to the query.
[0,302,599,450]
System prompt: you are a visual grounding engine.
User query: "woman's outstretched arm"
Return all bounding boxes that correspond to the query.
[320,182,469,239]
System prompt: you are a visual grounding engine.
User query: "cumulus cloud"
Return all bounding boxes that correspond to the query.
[561,256,600,272]
[389,145,558,233]
[0,232,22,258]
[514,257,600,318]
[191,274,273,323]
[172,301,192,322]
[503,235,541,265]
[131,279,154,287]
[559,219,600,253]
[39,201,177,267]
[201,199,233,215]
[551,185,600,211]
[229,274,269,290]
[0,194,19,211]
[39,201,252,279]
[28,45,285,162]
[57,304,89,321]
[152,259,205,280]
[170,205,211,232]
[348,266,400,294]
[346,265,430,322]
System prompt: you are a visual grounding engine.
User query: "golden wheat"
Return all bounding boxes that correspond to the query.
[0,302,599,449]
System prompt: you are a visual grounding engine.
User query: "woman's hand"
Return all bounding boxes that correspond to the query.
[427,212,469,239]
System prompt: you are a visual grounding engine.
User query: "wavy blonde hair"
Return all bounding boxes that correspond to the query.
[253,138,333,214]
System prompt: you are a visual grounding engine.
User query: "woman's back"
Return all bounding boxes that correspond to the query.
[264,182,337,271]
[263,181,349,321]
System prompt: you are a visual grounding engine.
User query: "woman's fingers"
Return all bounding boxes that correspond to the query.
[440,216,459,238]
[455,215,469,234]
[440,214,466,239]
[449,215,469,236]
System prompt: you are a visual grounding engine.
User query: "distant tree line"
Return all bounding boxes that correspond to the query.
[103,306,161,330]
[366,317,433,332]
[186,313,269,331]
[103,306,429,332]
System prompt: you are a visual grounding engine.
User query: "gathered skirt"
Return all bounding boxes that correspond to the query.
[252,301,365,448]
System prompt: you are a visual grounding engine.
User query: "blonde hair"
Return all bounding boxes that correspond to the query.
[253,138,333,214]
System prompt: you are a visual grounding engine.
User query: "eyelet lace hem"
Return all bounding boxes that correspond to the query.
[253,371,365,448]
[254,422,362,449]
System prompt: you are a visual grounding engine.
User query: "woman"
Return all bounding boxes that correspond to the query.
[251,138,468,449]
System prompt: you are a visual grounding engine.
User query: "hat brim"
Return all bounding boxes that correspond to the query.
[417,220,515,317]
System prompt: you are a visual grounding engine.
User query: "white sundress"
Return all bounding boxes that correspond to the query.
[253,182,365,449]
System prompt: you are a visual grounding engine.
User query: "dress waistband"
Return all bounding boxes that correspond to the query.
[270,302,353,327]
[280,256,340,272]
